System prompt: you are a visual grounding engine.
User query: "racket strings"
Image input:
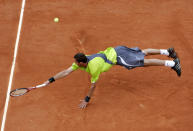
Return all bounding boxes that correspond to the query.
[10,88,28,96]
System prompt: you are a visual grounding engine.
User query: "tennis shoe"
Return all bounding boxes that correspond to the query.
[168,48,178,59]
[172,58,181,77]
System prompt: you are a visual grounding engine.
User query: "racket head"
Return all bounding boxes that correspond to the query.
[10,88,30,97]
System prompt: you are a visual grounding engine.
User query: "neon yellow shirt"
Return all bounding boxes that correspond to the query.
[71,47,117,83]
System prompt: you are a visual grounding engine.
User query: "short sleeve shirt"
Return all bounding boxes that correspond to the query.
[72,47,117,83]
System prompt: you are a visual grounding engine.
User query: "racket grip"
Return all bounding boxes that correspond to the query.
[36,83,46,88]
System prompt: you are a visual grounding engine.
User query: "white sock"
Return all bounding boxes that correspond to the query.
[160,49,169,56]
[165,60,175,67]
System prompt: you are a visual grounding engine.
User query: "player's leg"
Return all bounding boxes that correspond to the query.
[144,59,165,66]
[114,46,181,76]
[144,58,181,76]
[142,49,160,56]
[142,48,178,59]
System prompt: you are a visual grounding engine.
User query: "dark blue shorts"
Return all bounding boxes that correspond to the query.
[114,46,145,70]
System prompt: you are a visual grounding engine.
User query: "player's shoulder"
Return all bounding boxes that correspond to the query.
[89,57,104,64]
[71,62,79,70]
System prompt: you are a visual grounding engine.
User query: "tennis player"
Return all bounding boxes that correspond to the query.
[44,46,181,109]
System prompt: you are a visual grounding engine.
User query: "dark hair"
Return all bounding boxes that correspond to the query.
[74,53,87,63]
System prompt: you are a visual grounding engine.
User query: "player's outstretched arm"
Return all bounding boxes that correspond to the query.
[44,66,74,85]
[79,83,96,109]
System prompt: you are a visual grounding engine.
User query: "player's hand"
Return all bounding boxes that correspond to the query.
[79,100,88,109]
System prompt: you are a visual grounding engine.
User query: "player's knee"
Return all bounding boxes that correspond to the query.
[142,49,148,55]
[142,49,153,55]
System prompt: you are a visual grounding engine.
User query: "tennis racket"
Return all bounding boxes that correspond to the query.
[10,83,47,97]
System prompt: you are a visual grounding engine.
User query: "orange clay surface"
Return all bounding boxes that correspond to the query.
[1,0,193,131]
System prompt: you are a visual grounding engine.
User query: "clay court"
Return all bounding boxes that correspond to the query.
[1,0,193,131]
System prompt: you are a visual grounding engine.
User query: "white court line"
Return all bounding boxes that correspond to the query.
[1,0,26,131]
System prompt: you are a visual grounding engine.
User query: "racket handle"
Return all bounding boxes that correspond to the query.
[36,83,46,88]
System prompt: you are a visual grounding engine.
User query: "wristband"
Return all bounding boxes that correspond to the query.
[85,96,90,102]
[48,77,55,83]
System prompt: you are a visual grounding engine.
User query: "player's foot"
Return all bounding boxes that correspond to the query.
[172,58,181,77]
[168,48,178,59]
